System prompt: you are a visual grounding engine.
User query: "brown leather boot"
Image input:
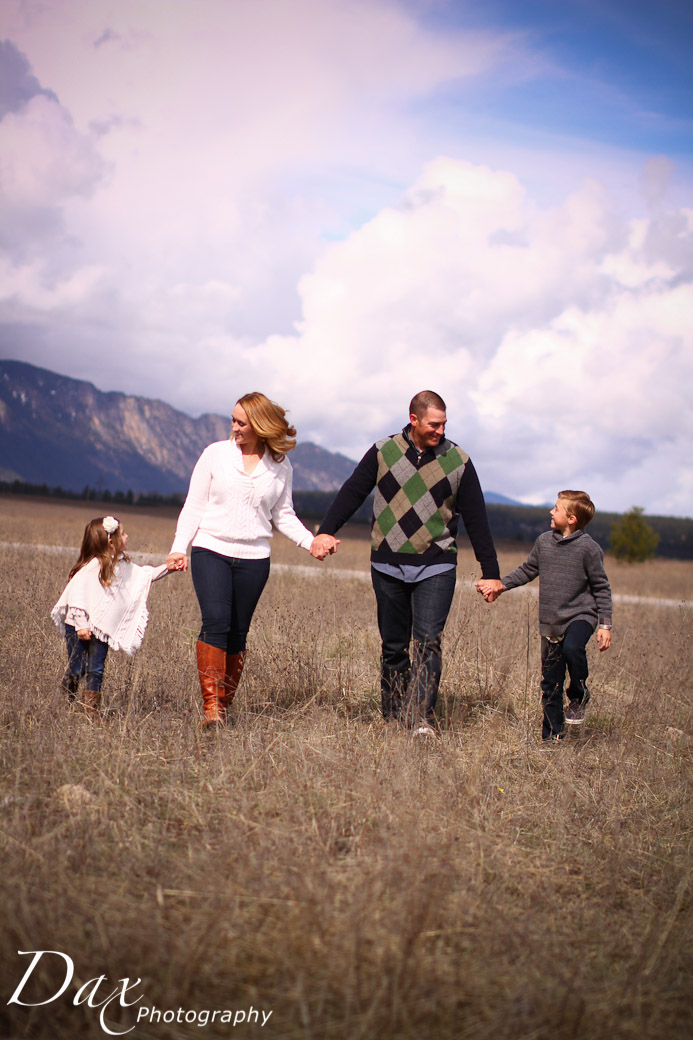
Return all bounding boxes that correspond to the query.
[196,641,227,725]
[80,690,101,719]
[221,651,246,712]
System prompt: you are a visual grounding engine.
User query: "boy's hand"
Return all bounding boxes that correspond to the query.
[475,579,504,603]
[597,627,611,651]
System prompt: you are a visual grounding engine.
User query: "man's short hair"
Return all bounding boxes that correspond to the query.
[409,390,446,418]
[558,490,595,530]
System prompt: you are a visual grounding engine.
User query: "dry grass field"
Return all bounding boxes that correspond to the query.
[0,497,691,1040]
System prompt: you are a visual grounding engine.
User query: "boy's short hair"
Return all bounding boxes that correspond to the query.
[558,490,595,530]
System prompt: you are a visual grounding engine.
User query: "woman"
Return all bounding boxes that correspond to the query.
[167,392,335,725]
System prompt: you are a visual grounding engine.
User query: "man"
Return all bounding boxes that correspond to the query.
[313,391,503,733]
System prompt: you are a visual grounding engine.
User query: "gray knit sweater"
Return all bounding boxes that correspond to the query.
[502,529,612,638]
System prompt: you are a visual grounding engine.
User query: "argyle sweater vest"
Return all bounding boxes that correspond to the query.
[371,434,468,556]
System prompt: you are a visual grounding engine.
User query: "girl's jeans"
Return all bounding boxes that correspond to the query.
[540,619,593,739]
[191,548,270,653]
[63,625,109,695]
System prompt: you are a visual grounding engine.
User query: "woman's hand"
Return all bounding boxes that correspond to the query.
[310,535,339,560]
[77,628,92,640]
[167,553,189,572]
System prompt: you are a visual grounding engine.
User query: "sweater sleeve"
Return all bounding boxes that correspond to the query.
[65,606,90,629]
[457,460,500,579]
[169,449,212,555]
[317,445,379,536]
[270,462,314,550]
[586,544,613,627]
[502,540,540,590]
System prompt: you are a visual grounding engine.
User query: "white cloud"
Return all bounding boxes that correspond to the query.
[0,93,105,253]
[243,160,692,516]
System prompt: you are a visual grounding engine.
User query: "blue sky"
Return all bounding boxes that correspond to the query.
[431,0,692,149]
[0,0,691,515]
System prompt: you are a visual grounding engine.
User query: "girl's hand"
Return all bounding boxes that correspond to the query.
[77,628,92,640]
[167,553,188,572]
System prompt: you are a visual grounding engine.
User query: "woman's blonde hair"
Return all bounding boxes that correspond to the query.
[235,392,297,462]
[69,517,130,586]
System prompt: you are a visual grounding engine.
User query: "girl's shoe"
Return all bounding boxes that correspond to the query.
[62,673,80,703]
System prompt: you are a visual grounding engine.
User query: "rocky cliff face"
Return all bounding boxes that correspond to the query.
[0,360,357,493]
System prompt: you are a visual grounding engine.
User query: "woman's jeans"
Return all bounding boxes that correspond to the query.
[63,625,109,695]
[371,567,457,723]
[191,548,270,653]
[540,619,593,739]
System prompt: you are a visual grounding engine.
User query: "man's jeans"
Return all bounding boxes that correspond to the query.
[371,567,457,724]
[540,619,593,739]
[63,625,109,695]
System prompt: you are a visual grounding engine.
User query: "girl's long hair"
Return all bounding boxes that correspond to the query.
[235,392,297,462]
[69,517,130,587]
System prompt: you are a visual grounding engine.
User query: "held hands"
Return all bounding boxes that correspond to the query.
[597,627,612,651]
[166,553,189,572]
[310,534,340,561]
[475,579,504,603]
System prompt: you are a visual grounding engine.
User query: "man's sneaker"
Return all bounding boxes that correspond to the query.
[413,721,437,738]
[565,701,587,725]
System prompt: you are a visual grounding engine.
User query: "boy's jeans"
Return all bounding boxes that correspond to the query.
[540,619,593,739]
[63,625,109,695]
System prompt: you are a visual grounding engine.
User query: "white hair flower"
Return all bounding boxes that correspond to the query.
[103,516,119,535]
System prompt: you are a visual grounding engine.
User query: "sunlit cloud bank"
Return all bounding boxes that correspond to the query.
[0,1,691,515]
[245,160,692,517]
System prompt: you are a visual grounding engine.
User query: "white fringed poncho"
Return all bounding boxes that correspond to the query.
[51,557,168,656]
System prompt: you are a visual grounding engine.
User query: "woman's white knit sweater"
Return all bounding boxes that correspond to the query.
[170,440,314,559]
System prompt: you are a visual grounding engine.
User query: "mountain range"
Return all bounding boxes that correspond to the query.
[0,359,518,502]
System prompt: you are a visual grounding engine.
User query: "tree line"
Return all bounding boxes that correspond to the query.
[2,480,691,560]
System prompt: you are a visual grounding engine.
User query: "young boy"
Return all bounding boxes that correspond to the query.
[476,491,612,741]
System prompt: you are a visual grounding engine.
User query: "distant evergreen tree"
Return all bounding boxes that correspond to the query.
[610,506,659,562]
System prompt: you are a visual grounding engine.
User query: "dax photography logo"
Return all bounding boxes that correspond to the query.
[7,950,274,1035]
[8,950,144,1036]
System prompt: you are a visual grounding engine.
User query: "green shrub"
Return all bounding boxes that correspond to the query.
[610,506,659,562]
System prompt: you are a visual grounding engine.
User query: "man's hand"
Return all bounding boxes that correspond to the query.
[475,579,504,603]
[166,553,188,572]
[597,627,611,651]
[310,534,340,560]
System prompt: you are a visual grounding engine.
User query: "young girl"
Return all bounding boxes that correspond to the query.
[51,515,179,715]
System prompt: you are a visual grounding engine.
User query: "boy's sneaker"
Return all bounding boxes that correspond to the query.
[565,701,587,725]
